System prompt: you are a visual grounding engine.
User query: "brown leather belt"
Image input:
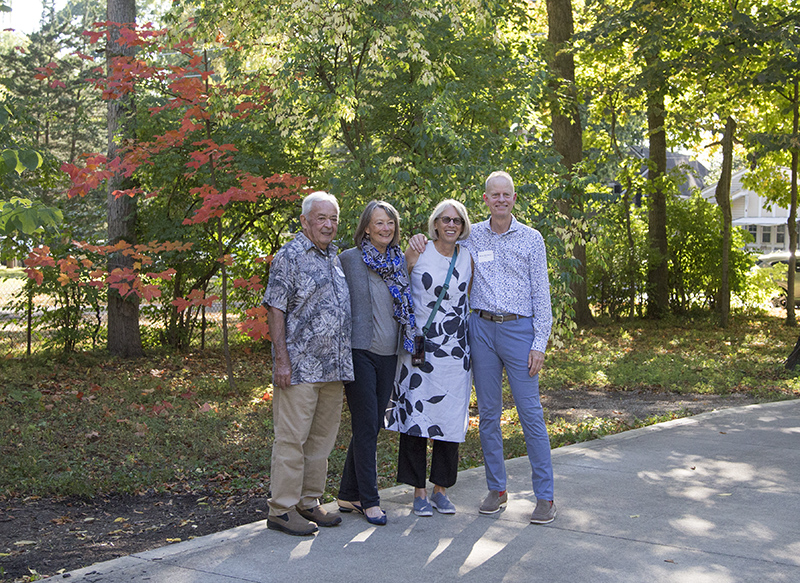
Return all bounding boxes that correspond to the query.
[476,310,522,323]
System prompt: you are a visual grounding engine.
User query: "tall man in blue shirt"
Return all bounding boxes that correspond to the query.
[464,171,556,524]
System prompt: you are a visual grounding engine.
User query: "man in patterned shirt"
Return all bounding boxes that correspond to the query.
[262,191,354,536]
[464,170,556,524]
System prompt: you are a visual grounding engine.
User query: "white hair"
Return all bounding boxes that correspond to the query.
[302,191,339,216]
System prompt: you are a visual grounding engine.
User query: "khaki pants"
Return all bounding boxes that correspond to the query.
[268,381,344,515]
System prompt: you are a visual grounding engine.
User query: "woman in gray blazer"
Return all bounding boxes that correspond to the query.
[337,200,416,526]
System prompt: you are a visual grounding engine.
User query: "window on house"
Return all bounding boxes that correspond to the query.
[747,225,757,242]
[777,225,786,244]
[762,227,771,243]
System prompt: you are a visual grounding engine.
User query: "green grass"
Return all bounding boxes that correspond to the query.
[1,313,798,501]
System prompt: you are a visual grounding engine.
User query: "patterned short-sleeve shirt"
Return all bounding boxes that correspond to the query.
[462,217,553,353]
[262,232,354,385]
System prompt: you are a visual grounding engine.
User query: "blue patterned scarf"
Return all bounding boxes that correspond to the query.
[360,239,417,353]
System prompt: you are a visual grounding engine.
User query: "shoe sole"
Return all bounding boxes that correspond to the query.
[337,500,365,515]
[479,503,506,515]
[267,519,318,536]
[414,509,433,517]
[530,509,557,524]
[431,503,456,514]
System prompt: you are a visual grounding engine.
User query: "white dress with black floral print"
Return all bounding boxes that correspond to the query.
[385,241,471,442]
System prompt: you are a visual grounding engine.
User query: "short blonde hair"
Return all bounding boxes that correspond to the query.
[485,171,515,194]
[427,199,471,241]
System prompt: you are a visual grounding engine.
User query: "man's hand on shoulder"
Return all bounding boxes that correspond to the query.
[409,233,428,253]
[528,350,544,377]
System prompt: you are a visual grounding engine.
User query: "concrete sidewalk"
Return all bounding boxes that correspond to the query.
[66,400,800,583]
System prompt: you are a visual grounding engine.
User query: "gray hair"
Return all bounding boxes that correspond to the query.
[485,171,515,194]
[354,200,402,247]
[427,199,471,241]
[302,191,339,217]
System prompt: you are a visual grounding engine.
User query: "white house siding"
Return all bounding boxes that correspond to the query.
[702,169,796,253]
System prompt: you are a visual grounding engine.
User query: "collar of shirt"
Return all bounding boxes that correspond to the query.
[481,215,520,236]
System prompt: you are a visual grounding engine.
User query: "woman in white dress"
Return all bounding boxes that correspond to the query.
[385,199,472,516]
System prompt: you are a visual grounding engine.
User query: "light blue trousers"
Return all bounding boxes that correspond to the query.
[469,313,554,501]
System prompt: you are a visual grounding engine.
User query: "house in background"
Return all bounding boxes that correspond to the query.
[700,169,797,254]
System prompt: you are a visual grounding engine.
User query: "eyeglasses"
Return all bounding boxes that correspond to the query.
[438,216,464,226]
[313,215,339,225]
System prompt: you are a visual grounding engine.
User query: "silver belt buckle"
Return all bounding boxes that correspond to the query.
[495,313,505,323]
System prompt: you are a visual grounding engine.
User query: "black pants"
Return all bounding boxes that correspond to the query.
[338,349,397,509]
[397,433,459,489]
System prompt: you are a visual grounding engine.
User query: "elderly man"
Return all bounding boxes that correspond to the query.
[465,171,555,524]
[262,191,354,536]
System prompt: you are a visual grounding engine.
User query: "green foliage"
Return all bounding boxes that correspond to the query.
[2,315,797,499]
[668,193,754,313]
[0,197,62,236]
[542,313,800,395]
[587,193,758,318]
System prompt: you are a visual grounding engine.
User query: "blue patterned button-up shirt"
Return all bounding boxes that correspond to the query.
[262,232,354,385]
[462,216,553,353]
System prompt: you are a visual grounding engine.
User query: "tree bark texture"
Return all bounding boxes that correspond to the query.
[785,80,799,329]
[106,0,143,357]
[645,88,669,319]
[714,116,735,329]
[546,0,594,326]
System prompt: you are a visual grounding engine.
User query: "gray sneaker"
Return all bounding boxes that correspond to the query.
[479,490,508,514]
[430,491,456,514]
[530,499,557,524]
[413,496,433,516]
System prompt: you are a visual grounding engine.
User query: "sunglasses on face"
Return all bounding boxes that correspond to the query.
[438,216,463,226]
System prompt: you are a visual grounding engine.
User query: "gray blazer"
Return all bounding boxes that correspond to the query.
[339,247,403,354]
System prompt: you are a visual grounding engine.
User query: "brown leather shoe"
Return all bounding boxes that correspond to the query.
[298,504,342,527]
[267,508,318,536]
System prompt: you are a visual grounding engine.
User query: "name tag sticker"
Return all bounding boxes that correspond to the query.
[335,266,345,278]
[478,250,494,263]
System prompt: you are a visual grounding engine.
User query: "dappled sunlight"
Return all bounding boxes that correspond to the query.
[648,564,739,583]
[287,537,314,560]
[771,541,800,565]
[669,515,717,537]
[457,523,520,575]
[343,526,378,546]
[678,485,720,502]
[425,537,453,566]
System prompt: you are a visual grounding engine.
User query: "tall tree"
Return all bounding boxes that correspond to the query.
[545,0,593,326]
[580,0,709,318]
[105,0,142,357]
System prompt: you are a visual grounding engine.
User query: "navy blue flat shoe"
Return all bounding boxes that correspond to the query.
[365,509,387,526]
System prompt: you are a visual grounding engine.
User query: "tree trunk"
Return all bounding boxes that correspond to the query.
[785,80,799,328]
[715,116,735,328]
[106,0,143,357]
[546,0,594,326]
[645,88,669,319]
